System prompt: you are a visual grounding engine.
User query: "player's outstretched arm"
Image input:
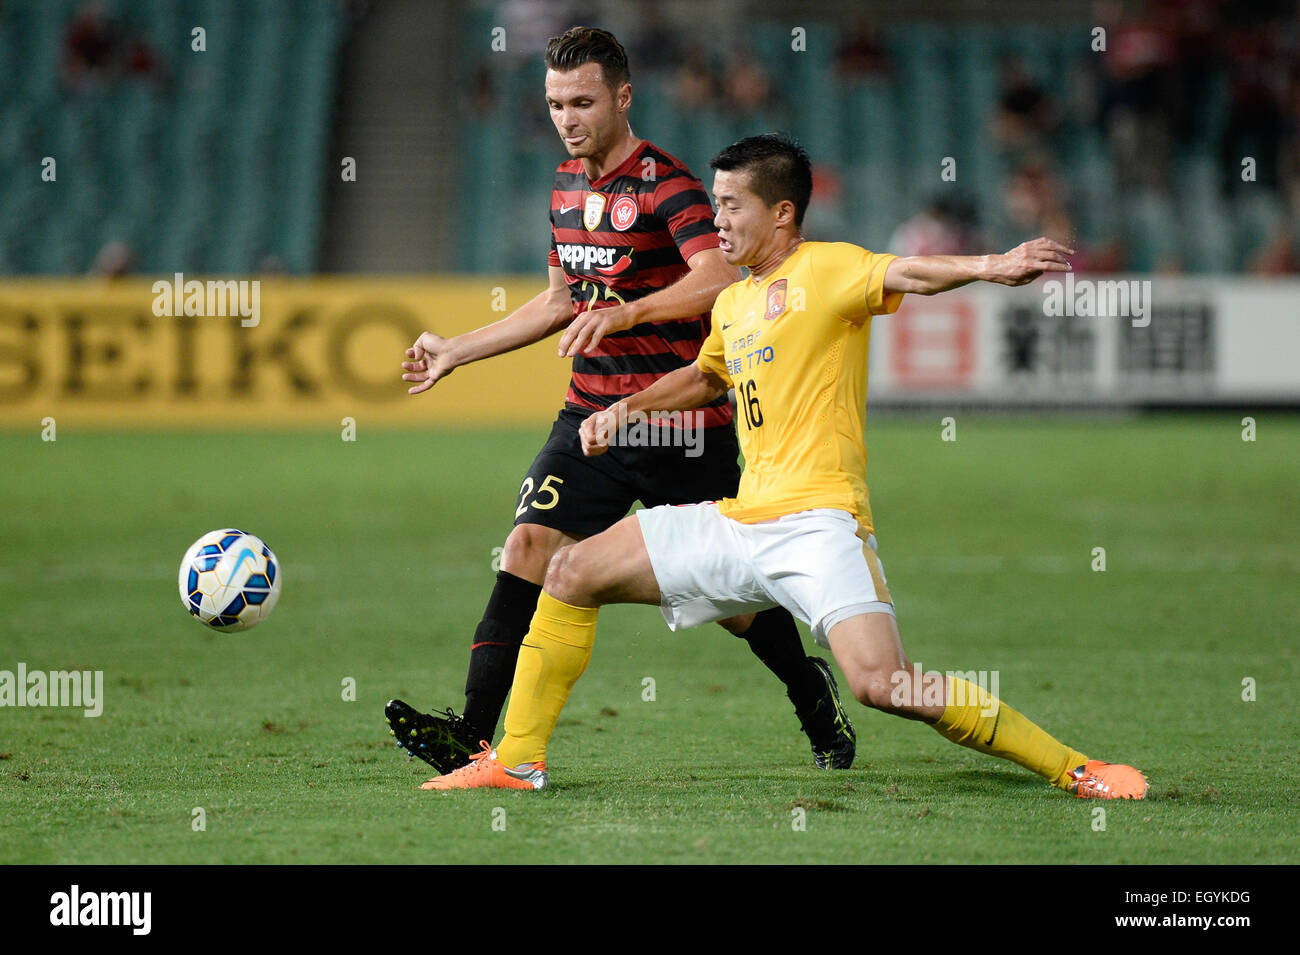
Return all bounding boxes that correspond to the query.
[580,363,729,457]
[883,236,1074,296]
[401,267,573,395]
[558,248,740,357]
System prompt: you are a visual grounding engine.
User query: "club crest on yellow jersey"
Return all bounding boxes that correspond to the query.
[765,279,787,320]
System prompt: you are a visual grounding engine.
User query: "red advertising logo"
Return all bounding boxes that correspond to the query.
[890,299,975,388]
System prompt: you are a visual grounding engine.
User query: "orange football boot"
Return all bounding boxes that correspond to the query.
[421,741,548,791]
[1067,759,1148,799]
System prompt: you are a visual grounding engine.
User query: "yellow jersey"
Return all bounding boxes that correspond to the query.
[696,241,903,529]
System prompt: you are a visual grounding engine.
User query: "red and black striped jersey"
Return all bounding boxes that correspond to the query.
[548,140,732,429]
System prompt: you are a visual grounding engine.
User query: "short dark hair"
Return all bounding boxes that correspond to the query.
[710,133,813,228]
[544,26,630,92]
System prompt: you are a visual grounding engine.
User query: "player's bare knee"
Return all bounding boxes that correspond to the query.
[718,613,756,636]
[543,543,595,606]
[501,524,559,580]
[541,544,575,600]
[847,669,901,711]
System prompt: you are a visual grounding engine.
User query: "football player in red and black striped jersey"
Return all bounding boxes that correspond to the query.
[389,27,856,777]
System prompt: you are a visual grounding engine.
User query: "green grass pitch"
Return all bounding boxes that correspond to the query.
[1,414,1297,864]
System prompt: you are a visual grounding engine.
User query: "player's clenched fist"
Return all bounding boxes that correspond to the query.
[579,405,621,457]
[401,331,456,395]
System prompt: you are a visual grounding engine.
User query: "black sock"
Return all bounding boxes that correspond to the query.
[739,607,822,713]
[462,570,543,741]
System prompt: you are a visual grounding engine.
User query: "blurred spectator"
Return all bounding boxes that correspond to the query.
[257,255,289,275]
[1164,0,1219,146]
[722,45,773,115]
[626,8,680,74]
[468,63,496,114]
[998,159,1122,271]
[61,1,118,92]
[835,17,891,81]
[122,36,165,83]
[61,1,167,93]
[1219,23,1284,195]
[1002,160,1067,238]
[1095,3,1180,192]
[888,196,981,256]
[1281,66,1300,218]
[674,43,718,111]
[803,163,848,240]
[993,56,1057,160]
[89,240,134,277]
[500,0,586,65]
[1247,222,1299,274]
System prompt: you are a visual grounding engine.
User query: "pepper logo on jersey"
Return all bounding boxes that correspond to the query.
[555,243,635,277]
[610,194,639,231]
[583,193,607,231]
[765,279,788,319]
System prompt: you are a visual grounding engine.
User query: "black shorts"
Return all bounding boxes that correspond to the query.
[513,407,741,537]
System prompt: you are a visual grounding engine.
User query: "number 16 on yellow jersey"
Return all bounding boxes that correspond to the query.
[737,379,763,429]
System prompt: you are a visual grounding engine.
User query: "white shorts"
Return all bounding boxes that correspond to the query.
[636,504,895,648]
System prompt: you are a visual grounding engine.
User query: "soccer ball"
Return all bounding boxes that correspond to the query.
[178,529,281,632]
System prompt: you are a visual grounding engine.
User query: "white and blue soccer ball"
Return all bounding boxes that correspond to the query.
[178,529,281,632]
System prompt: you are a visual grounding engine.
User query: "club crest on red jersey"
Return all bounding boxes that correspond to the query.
[765,279,788,319]
[610,194,639,231]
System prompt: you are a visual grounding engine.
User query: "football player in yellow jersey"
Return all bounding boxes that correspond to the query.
[422,133,1147,800]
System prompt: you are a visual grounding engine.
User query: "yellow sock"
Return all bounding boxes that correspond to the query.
[496,593,598,767]
[932,676,1088,790]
